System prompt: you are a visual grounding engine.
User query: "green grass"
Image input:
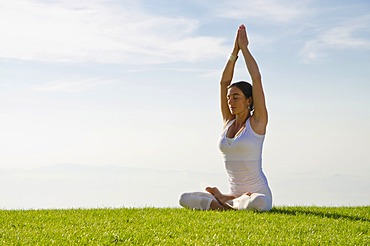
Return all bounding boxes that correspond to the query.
[0,206,368,245]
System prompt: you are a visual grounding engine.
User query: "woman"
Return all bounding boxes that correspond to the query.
[179,24,272,211]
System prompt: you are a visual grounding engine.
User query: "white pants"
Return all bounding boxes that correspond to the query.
[179,192,272,211]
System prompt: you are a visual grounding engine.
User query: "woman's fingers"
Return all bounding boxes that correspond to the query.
[237,24,249,47]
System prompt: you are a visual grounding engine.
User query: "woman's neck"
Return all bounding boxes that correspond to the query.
[234,111,250,127]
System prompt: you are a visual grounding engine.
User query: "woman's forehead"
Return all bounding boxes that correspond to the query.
[227,86,243,95]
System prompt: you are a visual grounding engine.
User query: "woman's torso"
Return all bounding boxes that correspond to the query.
[219,118,271,197]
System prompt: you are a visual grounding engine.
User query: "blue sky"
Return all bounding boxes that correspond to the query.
[0,0,369,208]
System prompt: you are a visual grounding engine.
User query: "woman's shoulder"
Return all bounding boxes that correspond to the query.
[248,116,266,136]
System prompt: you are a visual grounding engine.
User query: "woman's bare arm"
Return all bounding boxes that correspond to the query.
[238,25,268,134]
[220,31,239,125]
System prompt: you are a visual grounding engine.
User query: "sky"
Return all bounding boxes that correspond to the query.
[0,0,369,209]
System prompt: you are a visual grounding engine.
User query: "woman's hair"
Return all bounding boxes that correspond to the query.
[228,81,254,112]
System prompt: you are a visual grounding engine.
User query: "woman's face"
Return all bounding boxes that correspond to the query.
[227,86,250,115]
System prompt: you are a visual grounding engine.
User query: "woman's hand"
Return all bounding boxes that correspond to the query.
[237,24,249,50]
[232,29,240,54]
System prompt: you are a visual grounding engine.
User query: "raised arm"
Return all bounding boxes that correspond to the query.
[220,31,239,125]
[238,25,268,134]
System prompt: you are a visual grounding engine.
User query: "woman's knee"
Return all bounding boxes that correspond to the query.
[249,193,272,211]
[179,192,214,210]
[179,193,191,208]
[235,193,272,211]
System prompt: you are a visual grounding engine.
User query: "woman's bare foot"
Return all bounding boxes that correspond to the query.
[205,187,235,209]
[205,187,222,196]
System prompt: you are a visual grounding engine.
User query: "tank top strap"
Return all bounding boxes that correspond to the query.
[225,119,236,129]
[246,117,265,138]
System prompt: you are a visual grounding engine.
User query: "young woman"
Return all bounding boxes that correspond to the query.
[179,24,272,211]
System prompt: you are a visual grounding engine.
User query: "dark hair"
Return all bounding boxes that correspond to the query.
[228,81,254,112]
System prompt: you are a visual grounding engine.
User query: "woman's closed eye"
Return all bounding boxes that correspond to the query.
[227,96,239,101]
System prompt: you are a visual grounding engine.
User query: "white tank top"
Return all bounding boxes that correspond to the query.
[219,118,271,197]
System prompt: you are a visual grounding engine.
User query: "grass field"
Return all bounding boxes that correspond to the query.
[0,206,368,245]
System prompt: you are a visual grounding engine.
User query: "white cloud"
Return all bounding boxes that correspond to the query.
[0,0,227,64]
[212,0,308,23]
[300,15,370,62]
[31,77,115,92]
